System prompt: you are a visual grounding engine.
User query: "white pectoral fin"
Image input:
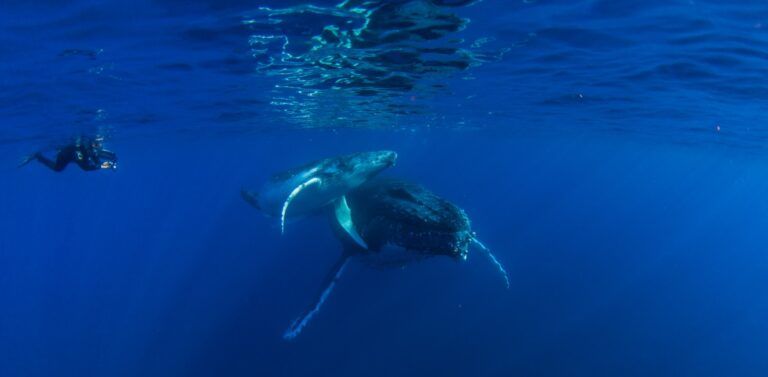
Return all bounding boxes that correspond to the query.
[281,177,322,234]
[472,237,510,289]
[284,254,350,340]
[334,196,368,250]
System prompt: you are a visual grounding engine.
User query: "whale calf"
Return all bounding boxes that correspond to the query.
[284,179,509,339]
[241,150,397,245]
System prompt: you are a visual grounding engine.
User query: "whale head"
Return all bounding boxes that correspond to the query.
[329,150,397,186]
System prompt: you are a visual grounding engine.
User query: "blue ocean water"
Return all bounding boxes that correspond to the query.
[2,1,768,376]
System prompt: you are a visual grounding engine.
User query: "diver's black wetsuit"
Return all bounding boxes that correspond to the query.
[30,138,117,172]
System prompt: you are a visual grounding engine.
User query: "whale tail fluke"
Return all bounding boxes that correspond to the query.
[471,237,510,289]
[283,253,351,340]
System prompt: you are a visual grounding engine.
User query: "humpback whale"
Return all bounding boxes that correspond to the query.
[284,179,509,339]
[241,150,397,246]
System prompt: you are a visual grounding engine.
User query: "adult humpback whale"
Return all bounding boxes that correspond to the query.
[241,150,397,246]
[284,179,509,339]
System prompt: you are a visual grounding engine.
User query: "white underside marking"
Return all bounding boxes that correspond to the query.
[334,196,368,249]
[281,177,322,234]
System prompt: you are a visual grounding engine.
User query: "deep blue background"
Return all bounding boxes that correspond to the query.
[3,134,768,376]
[3,1,768,376]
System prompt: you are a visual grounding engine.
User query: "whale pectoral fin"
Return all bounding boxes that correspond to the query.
[240,189,260,210]
[281,177,322,234]
[471,237,510,289]
[284,253,351,340]
[334,196,368,250]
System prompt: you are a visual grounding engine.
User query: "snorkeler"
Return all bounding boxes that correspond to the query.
[19,135,118,172]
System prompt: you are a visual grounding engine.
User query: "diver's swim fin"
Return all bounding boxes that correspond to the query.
[284,253,351,340]
[17,154,37,168]
[334,196,368,250]
[472,237,510,289]
[281,177,322,234]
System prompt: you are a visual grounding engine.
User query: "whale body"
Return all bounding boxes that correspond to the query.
[283,179,509,339]
[241,150,397,239]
